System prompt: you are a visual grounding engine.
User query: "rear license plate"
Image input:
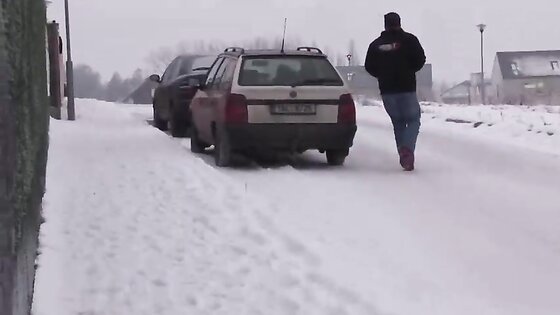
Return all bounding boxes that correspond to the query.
[270,104,316,115]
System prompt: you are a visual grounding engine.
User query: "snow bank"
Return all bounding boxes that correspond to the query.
[33,100,381,315]
[357,100,560,156]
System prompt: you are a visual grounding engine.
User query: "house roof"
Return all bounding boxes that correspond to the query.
[496,50,560,79]
[123,78,158,103]
[441,81,471,98]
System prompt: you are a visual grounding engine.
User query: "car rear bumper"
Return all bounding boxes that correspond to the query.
[225,123,357,152]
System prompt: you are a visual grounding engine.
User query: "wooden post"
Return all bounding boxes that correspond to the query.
[47,22,62,119]
[64,0,76,120]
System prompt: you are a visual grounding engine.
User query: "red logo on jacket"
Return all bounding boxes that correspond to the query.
[378,42,401,52]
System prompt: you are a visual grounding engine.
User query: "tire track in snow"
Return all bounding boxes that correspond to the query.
[186,107,560,315]
[34,100,385,315]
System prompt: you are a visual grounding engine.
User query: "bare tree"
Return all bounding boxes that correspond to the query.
[251,37,270,49]
[145,37,344,74]
[204,40,225,54]
[74,64,104,100]
[145,47,176,74]
[121,68,144,97]
[105,72,126,102]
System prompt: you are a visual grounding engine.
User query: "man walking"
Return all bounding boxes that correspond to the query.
[365,12,426,171]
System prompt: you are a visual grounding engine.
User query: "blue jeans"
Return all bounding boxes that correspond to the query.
[381,92,421,152]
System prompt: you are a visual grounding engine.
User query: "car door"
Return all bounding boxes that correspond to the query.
[170,56,213,111]
[153,65,170,116]
[192,57,225,143]
[211,57,237,127]
[170,57,194,106]
[155,59,180,120]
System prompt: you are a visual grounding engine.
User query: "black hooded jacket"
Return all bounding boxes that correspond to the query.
[365,29,426,95]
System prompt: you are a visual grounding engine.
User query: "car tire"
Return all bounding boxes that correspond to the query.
[214,131,232,167]
[153,107,168,131]
[190,128,207,154]
[326,149,349,166]
[169,103,189,138]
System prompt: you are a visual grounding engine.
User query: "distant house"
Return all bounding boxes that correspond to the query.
[441,81,471,104]
[417,64,434,102]
[336,64,434,101]
[336,66,379,98]
[468,72,492,104]
[123,78,158,104]
[440,73,491,105]
[491,50,560,105]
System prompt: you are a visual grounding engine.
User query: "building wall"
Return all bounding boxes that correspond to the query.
[502,77,560,105]
[490,56,504,105]
[441,96,469,104]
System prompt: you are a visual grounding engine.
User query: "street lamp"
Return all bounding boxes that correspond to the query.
[477,23,487,105]
[64,0,76,120]
[346,54,352,66]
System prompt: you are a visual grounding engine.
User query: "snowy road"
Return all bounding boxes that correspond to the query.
[219,108,560,315]
[34,100,560,315]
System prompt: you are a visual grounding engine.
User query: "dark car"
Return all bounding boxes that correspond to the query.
[149,55,216,137]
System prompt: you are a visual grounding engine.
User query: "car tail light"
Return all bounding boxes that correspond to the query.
[225,93,248,123]
[338,94,356,124]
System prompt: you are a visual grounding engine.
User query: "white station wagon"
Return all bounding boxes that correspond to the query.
[189,47,357,167]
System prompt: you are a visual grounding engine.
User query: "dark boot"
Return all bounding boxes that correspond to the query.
[398,147,415,171]
[398,147,407,169]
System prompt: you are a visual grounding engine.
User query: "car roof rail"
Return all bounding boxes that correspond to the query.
[224,47,245,54]
[297,46,324,54]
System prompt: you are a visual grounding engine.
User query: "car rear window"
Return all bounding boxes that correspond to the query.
[191,56,217,71]
[239,56,344,87]
[179,56,216,75]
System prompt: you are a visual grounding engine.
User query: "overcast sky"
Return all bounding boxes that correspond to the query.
[47,0,559,83]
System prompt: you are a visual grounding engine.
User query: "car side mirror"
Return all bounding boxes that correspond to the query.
[149,74,161,83]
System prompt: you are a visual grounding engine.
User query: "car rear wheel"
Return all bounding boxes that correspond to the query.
[214,131,232,167]
[153,107,168,131]
[326,149,349,166]
[190,128,208,154]
[169,103,189,138]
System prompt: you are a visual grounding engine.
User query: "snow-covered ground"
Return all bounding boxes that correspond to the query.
[359,100,560,156]
[34,99,560,315]
[33,100,380,315]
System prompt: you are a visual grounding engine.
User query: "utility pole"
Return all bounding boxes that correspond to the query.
[477,24,487,105]
[65,0,76,120]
